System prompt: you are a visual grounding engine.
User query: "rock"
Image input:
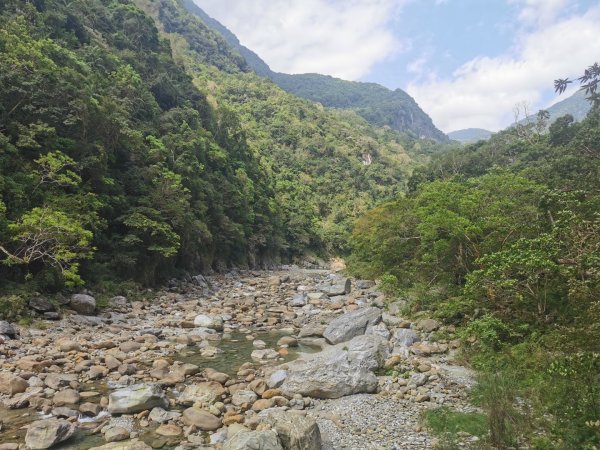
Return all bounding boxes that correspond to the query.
[392,328,420,348]
[193,314,223,331]
[410,373,428,387]
[43,312,60,320]
[69,294,96,315]
[0,321,19,339]
[222,429,283,450]
[104,427,130,443]
[56,339,82,352]
[251,398,274,411]
[232,390,258,407]
[290,292,307,307]
[277,336,298,347]
[53,389,80,406]
[108,384,168,414]
[0,373,28,395]
[28,297,55,313]
[24,419,76,450]
[251,349,280,361]
[298,324,325,338]
[267,370,288,389]
[52,407,79,419]
[322,307,382,344]
[356,280,375,289]
[80,402,102,416]
[181,407,222,430]
[321,278,351,297]
[205,368,229,384]
[267,411,321,450]
[149,407,181,424]
[366,322,390,340]
[155,424,182,437]
[177,382,224,406]
[109,296,128,308]
[45,374,78,390]
[410,342,447,356]
[0,444,19,450]
[281,334,389,399]
[89,441,152,450]
[119,342,141,353]
[417,318,441,332]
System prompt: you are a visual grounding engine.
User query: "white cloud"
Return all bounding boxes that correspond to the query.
[407,5,600,132]
[512,0,570,27]
[194,0,406,80]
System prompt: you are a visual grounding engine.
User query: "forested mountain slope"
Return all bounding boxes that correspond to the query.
[137,0,427,256]
[350,85,600,448]
[183,0,448,141]
[0,0,425,292]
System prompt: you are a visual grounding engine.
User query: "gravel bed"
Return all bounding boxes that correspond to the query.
[312,394,434,450]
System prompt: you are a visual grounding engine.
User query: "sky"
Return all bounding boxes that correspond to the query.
[194,0,600,132]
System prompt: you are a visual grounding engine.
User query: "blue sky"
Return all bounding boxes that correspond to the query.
[195,0,600,132]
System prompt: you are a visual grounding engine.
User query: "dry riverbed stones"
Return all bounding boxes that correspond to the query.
[0,268,474,449]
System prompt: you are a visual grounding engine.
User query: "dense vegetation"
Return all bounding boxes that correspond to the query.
[350,83,600,448]
[0,0,427,297]
[181,0,448,142]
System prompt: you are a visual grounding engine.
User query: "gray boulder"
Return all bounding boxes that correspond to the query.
[108,384,168,414]
[223,429,283,450]
[290,292,307,307]
[29,296,55,313]
[267,411,321,450]
[25,419,77,450]
[320,278,351,297]
[323,307,382,344]
[281,334,389,399]
[89,441,152,450]
[69,294,96,315]
[0,320,18,339]
[392,328,420,348]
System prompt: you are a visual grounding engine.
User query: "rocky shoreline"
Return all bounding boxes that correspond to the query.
[0,268,478,449]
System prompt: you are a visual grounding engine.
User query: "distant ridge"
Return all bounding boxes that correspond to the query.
[448,128,493,143]
[183,0,448,141]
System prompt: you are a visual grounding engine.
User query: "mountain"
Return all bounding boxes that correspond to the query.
[182,0,448,142]
[0,0,429,291]
[448,128,494,143]
[519,90,592,128]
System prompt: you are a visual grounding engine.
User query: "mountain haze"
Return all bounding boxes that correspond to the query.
[183,0,447,141]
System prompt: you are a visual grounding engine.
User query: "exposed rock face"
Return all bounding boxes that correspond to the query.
[69,294,96,315]
[0,373,28,395]
[267,412,321,450]
[108,384,168,414]
[222,429,283,450]
[24,419,77,450]
[323,307,382,344]
[281,334,389,399]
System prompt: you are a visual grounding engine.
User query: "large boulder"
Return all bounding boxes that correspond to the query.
[25,419,77,450]
[280,334,389,399]
[267,411,321,450]
[223,429,283,450]
[323,307,382,344]
[0,373,28,395]
[108,384,168,414]
[69,294,96,315]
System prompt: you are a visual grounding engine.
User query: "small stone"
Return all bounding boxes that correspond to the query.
[104,426,130,443]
